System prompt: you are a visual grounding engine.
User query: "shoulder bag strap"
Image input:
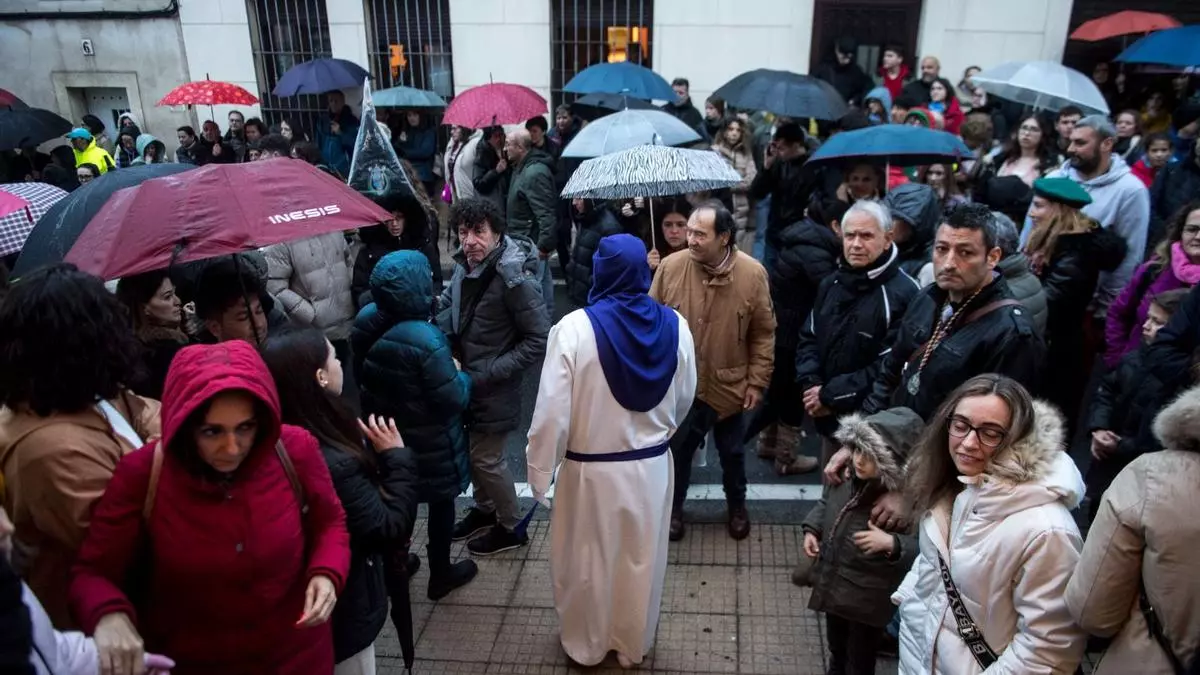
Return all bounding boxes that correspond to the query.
[275,441,309,516]
[143,442,164,521]
[961,298,1023,326]
[937,551,999,669]
[1139,578,1188,675]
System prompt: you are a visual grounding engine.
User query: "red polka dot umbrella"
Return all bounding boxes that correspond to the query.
[157,80,259,107]
[442,83,547,128]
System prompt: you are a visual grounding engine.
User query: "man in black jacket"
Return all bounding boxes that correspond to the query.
[472,126,509,211]
[813,37,874,107]
[749,122,815,269]
[1149,137,1200,257]
[564,199,624,308]
[795,200,922,455]
[437,199,550,556]
[860,202,1044,420]
[661,77,703,130]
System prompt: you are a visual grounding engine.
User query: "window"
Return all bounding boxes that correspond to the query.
[364,0,454,99]
[551,0,654,110]
[246,0,333,133]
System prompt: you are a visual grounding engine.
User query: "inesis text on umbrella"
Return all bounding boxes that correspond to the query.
[266,204,342,225]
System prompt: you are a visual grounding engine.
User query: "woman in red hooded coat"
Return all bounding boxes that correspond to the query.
[69,340,350,675]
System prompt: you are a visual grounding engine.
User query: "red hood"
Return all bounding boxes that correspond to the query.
[879,63,910,81]
[160,341,281,452]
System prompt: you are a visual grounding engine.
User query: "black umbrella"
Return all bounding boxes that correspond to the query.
[384,551,416,673]
[13,162,196,276]
[0,107,72,150]
[713,69,848,121]
[570,92,656,121]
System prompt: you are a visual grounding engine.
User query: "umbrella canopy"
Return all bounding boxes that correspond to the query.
[972,61,1109,114]
[1070,11,1180,41]
[0,183,68,257]
[563,62,675,101]
[0,187,28,220]
[714,69,848,121]
[14,163,197,276]
[561,145,741,199]
[372,85,447,109]
[442,83,546,128]
[0,108,72,150]
[273,57,371,96]
[158,80,259,106]
[562,109,700,159]
[1116,25,1200,69]
[807,125,973,168]
[62,160,392,280]
[570,92,656,121]
[0,88,28,109]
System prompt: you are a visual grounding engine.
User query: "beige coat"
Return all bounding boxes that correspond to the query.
[649,249,775,419]
[1066,385,1200,674]
[265,232,355,340]
[0,391,160,628]
[713,142,757,241]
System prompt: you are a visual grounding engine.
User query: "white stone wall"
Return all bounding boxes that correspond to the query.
[448,0,552,113]
[916,0,1075,89]
[178,0,261,124]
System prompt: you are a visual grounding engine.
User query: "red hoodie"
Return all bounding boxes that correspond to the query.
[1131,157,1159,188]
[878,63,911,101]
[70,341,350,675]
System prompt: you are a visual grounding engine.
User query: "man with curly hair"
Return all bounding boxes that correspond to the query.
[437,198,550,556]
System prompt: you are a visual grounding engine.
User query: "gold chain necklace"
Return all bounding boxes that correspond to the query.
[907,285,987,395]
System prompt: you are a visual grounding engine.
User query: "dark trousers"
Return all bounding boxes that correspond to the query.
[826,614,883,675]
[555,214,573,277]
[425,497,456,578]
[670,399,747,513]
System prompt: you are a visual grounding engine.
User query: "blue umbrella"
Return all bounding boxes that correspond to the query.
[714,69,847,121]
[273,57,371,96]
[562,109,700,159]
[1116,25,1200,69]
[563,62,675,101]
[371,85,446,109]
[570,92,656,120]
[807,125,973,168]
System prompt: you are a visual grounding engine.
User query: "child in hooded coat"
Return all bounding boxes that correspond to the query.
[801,407,924,675]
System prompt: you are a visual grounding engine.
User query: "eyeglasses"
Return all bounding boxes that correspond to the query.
[1182,225,1200,237]
[947,415,1007,448]
[1018,125,1041,134]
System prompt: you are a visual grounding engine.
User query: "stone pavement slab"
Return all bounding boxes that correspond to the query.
[378,519,908,674]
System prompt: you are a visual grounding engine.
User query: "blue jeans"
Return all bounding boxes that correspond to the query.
[537,257,555,320]
[753,195,771,261]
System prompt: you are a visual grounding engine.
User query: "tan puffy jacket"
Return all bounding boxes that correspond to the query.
[1066,385,1200,674]
[649,249,775,419]
[265,232,355,340]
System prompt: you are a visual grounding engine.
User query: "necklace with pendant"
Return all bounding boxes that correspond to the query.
[907,286,986,396]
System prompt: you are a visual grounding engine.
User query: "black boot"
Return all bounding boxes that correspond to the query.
[427,560,478,601]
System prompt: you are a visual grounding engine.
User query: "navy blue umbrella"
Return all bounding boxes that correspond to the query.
[0,107,72,150]
[272,57,371,96]
[1116,25,1200,69]
[714,69,847,121]
[13,162,196,276]
[564,62,675,101]
[807,125,973,168]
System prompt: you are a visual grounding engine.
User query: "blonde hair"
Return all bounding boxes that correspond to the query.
[1025,203,1094,263]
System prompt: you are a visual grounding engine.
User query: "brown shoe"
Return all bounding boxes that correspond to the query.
[728,504,751,540]
[755,423,779,460]
[669,511,685,541]
[775,454,819,475]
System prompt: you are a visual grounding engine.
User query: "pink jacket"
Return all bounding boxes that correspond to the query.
[1104,250,1199,368]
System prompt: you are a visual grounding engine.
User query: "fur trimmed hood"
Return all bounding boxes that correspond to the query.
[1153,384,1200,454]
[974,399,1084,514]
[985,400,1064,485]
[834,407,924,491]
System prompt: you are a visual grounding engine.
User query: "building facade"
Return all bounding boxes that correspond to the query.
[0,0,1094,139]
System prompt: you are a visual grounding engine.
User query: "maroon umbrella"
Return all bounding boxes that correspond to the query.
[64,159,392,279]
[442,82,547,127]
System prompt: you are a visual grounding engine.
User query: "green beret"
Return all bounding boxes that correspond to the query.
[1033,177,1092,209]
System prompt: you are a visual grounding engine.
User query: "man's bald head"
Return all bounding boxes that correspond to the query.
[505,127,532,164]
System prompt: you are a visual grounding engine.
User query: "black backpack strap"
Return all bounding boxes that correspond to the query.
[275,441,309,516]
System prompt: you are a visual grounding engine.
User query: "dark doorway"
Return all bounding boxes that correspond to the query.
[810,0,922,80]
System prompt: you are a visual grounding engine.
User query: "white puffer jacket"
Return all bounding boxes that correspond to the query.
[894,401,1088,675]
[265,232,355,339]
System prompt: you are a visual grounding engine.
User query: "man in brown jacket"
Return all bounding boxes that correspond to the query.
[650,200,776,541]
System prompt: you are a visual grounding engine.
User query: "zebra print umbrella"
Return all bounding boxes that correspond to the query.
[560,144,741,199]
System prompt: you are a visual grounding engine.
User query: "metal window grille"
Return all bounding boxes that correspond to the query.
[364,0,454,99]
[551,0,654,111]
[246,0,333,137]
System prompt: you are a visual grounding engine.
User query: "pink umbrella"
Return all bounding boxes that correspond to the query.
[442,83,547,127]
[0,187,28,219]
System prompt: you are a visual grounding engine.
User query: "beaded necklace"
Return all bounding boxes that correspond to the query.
[906,284,987,395]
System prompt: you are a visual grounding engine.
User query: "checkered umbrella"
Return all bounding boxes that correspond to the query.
[0,182,67,257]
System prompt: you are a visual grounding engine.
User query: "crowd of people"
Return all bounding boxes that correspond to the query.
[1,39,1200,675]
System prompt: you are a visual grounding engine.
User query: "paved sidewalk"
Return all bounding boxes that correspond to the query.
[376,518,900,674]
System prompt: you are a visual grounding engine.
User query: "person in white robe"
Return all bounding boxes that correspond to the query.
[526,233,697,668]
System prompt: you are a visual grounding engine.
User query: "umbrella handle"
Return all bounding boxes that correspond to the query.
[649,198,657,252]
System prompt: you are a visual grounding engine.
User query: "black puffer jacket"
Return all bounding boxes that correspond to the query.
[566,202,625,307]
[352,250,473,503]
[884,183,942,278]
[769,217,841,348]
[352,204,443,309]
[795,245,922,436]
[321,439,418,662]
[862,277,1045,420]
[1149,156,1200,257]
[436,235,550,433]
[750,156,816,253]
